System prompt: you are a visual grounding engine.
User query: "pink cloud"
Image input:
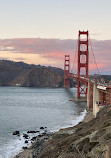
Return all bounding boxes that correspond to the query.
[89,63,105,70]
[0,38,111,74]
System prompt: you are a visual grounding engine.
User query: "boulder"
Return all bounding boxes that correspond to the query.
[31,136,37,141]
[22,147,27,150]
[25,140,28,143]
[40,127,44,129]
[42,132,46,135]
[13,131,20,135]
[36,131,40,133]
[27,131,37,133]
[23,133,29,139]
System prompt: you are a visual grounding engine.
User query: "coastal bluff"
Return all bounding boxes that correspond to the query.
[36,106,111,158]
[16,105,111,158]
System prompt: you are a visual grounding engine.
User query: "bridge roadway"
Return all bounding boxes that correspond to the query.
[68,73,111,91]
[68,73,111,115]
[66,73,111,116]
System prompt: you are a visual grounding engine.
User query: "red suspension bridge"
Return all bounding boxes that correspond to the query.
[64,31,111,113]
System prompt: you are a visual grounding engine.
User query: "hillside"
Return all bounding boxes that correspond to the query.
[36,106,111,158]
[0,60,111,87]
[91,74,111,84]
[0,60,64,87]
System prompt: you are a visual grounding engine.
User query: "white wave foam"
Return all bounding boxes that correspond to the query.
[0,133,35,158]
[0,109,87,158]
[50,109,87,132]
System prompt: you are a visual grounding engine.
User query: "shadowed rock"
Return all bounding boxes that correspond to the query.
[13,131,20,135]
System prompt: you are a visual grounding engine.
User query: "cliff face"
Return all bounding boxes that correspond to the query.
[10,67,63,87]
[0,60,63,87]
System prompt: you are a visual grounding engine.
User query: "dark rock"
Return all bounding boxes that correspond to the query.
[25,140,28,143]
[42,132,46,135]
[13,131,20,135]
[31,136,37,141]
[36,131,39,133]
[27,131,37,133]
[23,133,29,139]
[22,147,27,150]
[44,137,49,140]
[40,127,44,129]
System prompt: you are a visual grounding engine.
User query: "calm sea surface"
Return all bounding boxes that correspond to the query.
[0,87,86,158]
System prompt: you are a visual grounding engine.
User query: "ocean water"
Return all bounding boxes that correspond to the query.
[0,87,86,158]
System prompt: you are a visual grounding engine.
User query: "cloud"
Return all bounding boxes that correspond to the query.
[0,38,76,54]
[0,38,110,74]
[14,57,26,61]
[0,57,9,60]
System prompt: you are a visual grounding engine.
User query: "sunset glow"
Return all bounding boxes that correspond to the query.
[0,0,110,74]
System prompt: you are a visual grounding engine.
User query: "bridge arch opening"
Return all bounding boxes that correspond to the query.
[80,34,87,41]
[80,44,87,51]
[80,55,86,64]
[80,67,86,76]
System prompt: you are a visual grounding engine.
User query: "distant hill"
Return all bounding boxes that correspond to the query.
[91,74,111,84]
[0,60,64,87]
[101,75,111,83]
[0,60,110,87]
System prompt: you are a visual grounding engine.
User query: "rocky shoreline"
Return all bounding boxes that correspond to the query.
[14,132,54,158]
[14,110,93,158]
[14,127,54,158]
[14,105,111,158]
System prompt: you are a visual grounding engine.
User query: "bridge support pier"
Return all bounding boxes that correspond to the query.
[93,81,100,116]
[87,79,93,110]
[87,80,90,109]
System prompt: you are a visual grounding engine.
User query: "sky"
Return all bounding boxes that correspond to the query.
[0,0,111,74]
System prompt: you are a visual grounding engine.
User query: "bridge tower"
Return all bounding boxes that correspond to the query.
[64,55,70,88]
[77,31,89,99]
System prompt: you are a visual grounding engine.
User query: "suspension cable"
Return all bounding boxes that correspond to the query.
[89,35,101,79]
[71,41,78,74]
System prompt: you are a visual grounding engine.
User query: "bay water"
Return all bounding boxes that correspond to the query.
[0,87,86,158]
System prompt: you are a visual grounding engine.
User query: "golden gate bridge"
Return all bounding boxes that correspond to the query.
[63,31,111,115]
